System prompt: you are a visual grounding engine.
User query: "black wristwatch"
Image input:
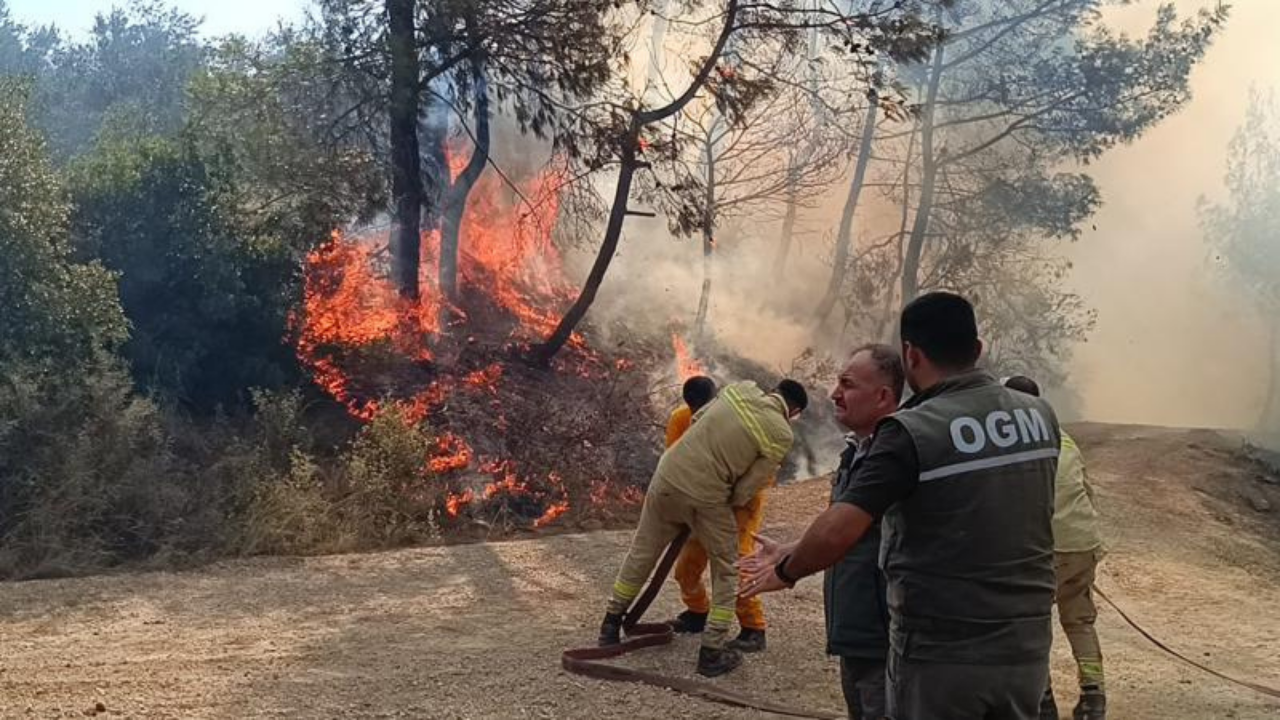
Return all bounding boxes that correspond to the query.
[774,554,799,587]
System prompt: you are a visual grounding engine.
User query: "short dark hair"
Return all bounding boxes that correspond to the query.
[682,376,717,411]
[850,343,905,401]
[899,291,981,370]
[775,379,809,414]
[1003,375,1041,397]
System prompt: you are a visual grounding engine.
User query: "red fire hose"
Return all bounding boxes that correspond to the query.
[560,528,843,719]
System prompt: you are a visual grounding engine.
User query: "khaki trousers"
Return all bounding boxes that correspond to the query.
[606,480,739,648]
[1055,548,1105,688]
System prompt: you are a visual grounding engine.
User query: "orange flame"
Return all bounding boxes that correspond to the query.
[428,433,473,474]
[445,489,474,518]
[672,333,705,381]
[291,144,600,525]
[534,500,570,528]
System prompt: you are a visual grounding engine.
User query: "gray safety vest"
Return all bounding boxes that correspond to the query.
[882,371,1059,664]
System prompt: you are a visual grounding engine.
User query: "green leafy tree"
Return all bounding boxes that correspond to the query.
[68,136,300,411]
[1201,88,1280,432]
[0,78,126,364]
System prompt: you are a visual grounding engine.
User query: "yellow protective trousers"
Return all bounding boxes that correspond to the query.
[673,490,767,630]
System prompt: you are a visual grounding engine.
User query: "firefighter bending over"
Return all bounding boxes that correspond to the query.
[666,377,773,654]
[597,379,808,677]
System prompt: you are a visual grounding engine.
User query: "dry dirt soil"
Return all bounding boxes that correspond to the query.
[2,423,1279,719]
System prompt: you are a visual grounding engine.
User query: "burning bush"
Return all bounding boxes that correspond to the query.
[286,151,660,536]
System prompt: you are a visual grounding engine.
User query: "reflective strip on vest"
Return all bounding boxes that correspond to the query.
[918,447,1061,483]
[722,386,786,461]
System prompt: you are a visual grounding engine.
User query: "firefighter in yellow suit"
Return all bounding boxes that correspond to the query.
[666,380,772,654]
[597,379,808,677]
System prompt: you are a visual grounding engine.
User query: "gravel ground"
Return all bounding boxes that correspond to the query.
[1,423,1278,719]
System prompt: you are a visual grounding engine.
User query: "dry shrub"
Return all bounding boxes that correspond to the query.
[332,408,441,547]
[239,404,443,554]
[0,359,186,578]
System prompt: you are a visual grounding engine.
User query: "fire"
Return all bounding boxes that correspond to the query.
[445,489,474,518]
[464,363,503,391]
[291,145,600,529]
[534,500,570,528]
[428,433,473,474]
[672,333,705,381]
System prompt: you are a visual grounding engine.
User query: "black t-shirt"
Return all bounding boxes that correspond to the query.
[834,419,919,515]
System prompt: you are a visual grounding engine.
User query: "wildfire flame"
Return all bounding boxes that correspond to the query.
[291,145,598,529]
[672,333,706,381]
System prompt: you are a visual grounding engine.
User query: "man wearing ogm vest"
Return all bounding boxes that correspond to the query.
[742,291,1060,720]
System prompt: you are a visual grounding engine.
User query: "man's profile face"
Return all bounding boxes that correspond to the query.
[830,351,895,434]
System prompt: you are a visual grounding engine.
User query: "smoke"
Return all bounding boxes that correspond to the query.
[1058,0,1279,432]
[535,0,1280,440]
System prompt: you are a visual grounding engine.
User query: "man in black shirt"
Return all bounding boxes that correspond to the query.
[744,343,904,718]
[742,292,1060,720]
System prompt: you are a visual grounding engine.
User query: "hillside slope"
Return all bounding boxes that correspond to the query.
[1,423,1278,718]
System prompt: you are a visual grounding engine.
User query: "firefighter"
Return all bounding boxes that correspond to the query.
[598,379,808,677]
[742,292,1061,720]
[1004,375,1107,720]
[667,375,772,654]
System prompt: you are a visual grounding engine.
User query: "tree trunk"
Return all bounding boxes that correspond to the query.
[775,176,799,270]
[696,122,716,338]
[691,128,721,338]
[532,0,740,365]
[901,45,945,304]
[874,121,918,342]
[387,0,422,299]
[440,56,490,303]
[815,90,878,324]
[530,135,639,365]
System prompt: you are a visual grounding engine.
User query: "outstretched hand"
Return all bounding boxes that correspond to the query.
[737,533,792,599]
[739,561,788,599]
[736,533,784,575]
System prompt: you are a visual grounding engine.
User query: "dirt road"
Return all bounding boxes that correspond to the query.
[2,424,1278,718]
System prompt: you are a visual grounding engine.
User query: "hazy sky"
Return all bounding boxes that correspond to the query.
[6,0,304,37]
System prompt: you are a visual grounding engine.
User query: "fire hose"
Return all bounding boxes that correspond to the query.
[560,527,843,719]
[559,538,1280,714]
[1093,584,1280,701]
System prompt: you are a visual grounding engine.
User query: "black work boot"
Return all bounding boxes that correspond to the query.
[1039,686,1060,720]
[598,612,623,647]
[726,628,766,653]
[696,646,743,677]
[1072,685,1106,720]
[668,610,708,634]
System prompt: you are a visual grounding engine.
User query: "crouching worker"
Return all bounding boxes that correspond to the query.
[668,376,773,654]
[598,379,808,677]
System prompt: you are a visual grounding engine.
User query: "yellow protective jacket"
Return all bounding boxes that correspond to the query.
[654,381,793,507]
[1053,431,1103,553]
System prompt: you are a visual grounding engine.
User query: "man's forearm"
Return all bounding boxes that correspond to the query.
[779,503,874,580]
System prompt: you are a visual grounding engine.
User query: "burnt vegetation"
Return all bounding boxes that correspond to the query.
[0,0,1227,579]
